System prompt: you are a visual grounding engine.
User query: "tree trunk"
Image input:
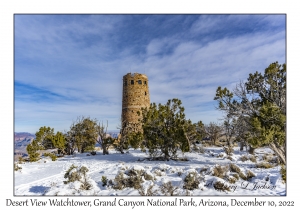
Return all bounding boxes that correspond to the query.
[269,142,286,165]
[240,141,245,151]
[102,145,109,155]
[248,145,255,154]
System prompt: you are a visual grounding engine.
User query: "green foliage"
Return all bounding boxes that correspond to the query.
[112,169,145,190]
[70,116,98,153]
[63,164,92,190]
[26,139,42,162]
[35,126,55,149]
[43,152,57,161]
[127,132,144,150]
[18,156,24,164]
[101,176,108,186]
[141,98,190,160]
[64,164,80,184]
[51,131,66,154]
[214,62,286,164]
[14,163,22,171]
[247,101,286,148]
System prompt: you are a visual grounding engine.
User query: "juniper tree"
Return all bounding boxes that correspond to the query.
[70,116,98,153]
[140,98,190,160]
[35,126,55,149]
[214,62,286,164]
[51,131,66,155]
[26,139,43,162]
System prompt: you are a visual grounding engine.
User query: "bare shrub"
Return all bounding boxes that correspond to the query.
[213,165,229,179]
[153,169,164,176]
[227,156,234,161]
[14,163,22,171]
[101,176,108,187]
[256,162,273,169]
[280,165,286,183]
[112,168,146,190]
[227,176,237,184]
[143,173,153,181]
[113,172,127,190]
[138,184,158,196]
[229,163,241,173]
[246,170,256,180]
[238,172,247,180]
[199,145,206,153]
[199,167,209,175]
[63,164,92,190]
[240,155,249,162]
[217,153,224,158]
[213,181,231,192]
[64,164,81,184]
[160,181,179,196]
[183,171,204,190]
[232,173,239,180]
[223,146,234,155]
[249,155,257,163]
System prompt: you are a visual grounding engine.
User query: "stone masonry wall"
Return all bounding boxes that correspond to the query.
[121,73,150,132]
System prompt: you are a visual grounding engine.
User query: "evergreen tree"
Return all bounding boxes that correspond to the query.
[26,139,42,162]
[35,126,55,149]
[140,98,190,160]
[51,131,66,155]
[214,62,286,164]
[70,116,98,153]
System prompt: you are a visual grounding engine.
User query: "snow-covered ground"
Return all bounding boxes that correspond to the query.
[14,146,286,196]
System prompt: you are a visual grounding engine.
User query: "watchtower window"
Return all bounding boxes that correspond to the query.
[137,80,142,85]
[145,91,147,95]
[131,80,134,85]
[144,81,147,85]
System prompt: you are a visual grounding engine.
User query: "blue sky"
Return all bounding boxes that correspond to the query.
[14,14,286,133]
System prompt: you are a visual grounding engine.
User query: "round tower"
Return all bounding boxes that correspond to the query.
[121,72,150,133]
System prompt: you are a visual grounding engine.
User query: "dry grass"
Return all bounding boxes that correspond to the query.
[240,155,249,162]
[249,155,257,163]
[229,163,241,173]
[246,170,256,180]
[160,181,179,196]
[256,162,273,169]
[213,165,229,179]
[183,171,204,190]
[213,181,231,192]
[280,165,286,183]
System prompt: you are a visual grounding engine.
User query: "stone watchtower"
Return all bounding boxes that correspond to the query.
[121,73,150,133]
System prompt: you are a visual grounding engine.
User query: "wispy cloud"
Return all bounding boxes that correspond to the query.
[14,14,286,133]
